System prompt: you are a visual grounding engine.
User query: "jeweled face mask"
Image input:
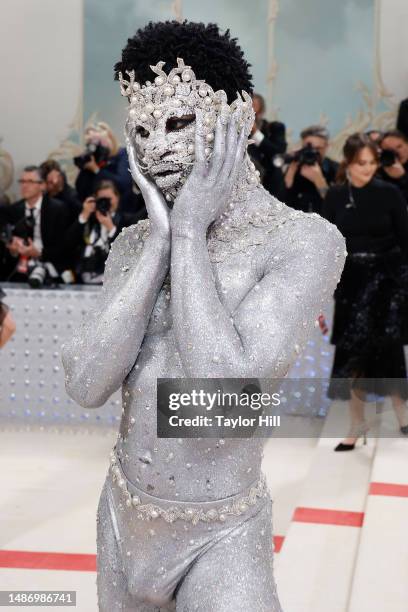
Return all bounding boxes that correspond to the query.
[118,58,257,201]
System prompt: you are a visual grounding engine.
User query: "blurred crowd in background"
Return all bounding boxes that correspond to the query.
[0,96,408,289]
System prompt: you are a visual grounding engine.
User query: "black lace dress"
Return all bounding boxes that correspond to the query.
[322,178,408,400]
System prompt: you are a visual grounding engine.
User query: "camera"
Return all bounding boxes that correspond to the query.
[0,224,13,245]
[273,143,321,168]
[95,197,111,215]
[73,143,110,170]
[380,149,397,168]
[12,216,35,242]
[0,216,34,247]
[27,261,59,289]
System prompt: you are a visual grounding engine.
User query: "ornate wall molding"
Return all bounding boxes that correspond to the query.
[171,0,183,22]
[266,0,280,120]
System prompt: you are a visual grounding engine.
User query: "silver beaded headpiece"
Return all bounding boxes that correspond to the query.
[118,57,260,200]
[118,57,255,137]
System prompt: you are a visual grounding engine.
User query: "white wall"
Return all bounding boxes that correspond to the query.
[0,0,83,196]
[378,0,408,103]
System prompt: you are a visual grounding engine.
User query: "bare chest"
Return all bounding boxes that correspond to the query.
[145,255,260,337]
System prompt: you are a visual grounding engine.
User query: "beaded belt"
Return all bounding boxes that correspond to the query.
[109,449,269,525]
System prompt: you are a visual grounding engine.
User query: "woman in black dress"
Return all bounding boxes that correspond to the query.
[322,133,408,450]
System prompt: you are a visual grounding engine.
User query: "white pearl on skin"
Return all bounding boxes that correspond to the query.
[155,76,164,85]
[153,109,162,118]
[187,144,194,154]
[206,133,214,142]
[182,70,192,81]
[172,75,181,84]
[129,108,138,119]
[204,147,211,156]
[145,102,154,113]
[139,113,148,122]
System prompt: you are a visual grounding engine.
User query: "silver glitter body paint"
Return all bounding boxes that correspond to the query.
[62,59,346,611]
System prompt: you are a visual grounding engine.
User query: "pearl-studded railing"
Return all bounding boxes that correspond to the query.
[0,284,340,430]
[0,284,121,429]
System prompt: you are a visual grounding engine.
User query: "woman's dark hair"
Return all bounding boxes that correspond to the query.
[336,133,379,184]
[114,21,253,104]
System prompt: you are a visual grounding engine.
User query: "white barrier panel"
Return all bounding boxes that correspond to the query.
[0,284,121,428]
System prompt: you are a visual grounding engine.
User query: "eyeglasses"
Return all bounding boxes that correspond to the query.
[18,179,43,185]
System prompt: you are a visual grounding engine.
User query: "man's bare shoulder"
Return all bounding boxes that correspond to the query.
[103,219,151,284]
[252,192,346,261]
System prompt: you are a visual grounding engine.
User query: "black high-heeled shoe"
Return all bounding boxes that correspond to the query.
[334,423,369,452]
[400,424,408,435]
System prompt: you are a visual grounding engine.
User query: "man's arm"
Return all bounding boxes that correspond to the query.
[171,214,346,378]
[61,222,170,408]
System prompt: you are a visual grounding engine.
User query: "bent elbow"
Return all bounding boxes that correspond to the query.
[61,344,111,409]
[64,374,111,409]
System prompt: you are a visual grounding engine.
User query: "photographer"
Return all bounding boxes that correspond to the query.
[74,122,135,212]
[248,93,287,199]
[0,166,70,283]
[377,130,408,203]
[65,180,132,284]
[40,159,81,221]
[284,125,338,215]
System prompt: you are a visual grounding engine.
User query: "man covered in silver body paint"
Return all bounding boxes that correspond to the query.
[62,21,346,611]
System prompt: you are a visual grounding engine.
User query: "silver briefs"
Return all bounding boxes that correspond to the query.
[97,454,282,611]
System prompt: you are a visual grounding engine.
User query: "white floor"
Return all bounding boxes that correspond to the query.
[1,411,406,612]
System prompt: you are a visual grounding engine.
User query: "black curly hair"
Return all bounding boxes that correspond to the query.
[114,21,253,103]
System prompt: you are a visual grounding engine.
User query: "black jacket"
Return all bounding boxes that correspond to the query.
[285,157,339,215]
[0,195,71,271]
[397,99,408,140]
[377,162,408,204]
[64,211,138,276]
[248,120,287,200]
[53,184,82,221]
[75,147,137,212]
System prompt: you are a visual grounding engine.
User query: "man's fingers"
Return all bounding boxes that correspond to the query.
[220,113,239,178]
[193,109,207,176]
[229,126,248,183]
[209,115,227,178]
[126,137,150,194]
